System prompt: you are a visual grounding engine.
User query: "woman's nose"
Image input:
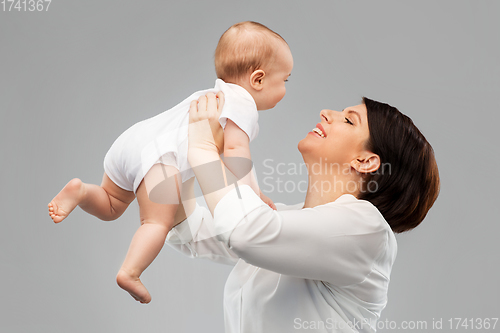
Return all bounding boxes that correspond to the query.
[320,109,340,123]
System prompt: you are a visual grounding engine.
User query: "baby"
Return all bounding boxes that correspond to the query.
[48,21,293,304]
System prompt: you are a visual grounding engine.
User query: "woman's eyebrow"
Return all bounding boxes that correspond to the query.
[343,109,362,124]
[348,110,362,124]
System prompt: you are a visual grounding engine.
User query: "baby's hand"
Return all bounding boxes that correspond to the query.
[259,190,276,210]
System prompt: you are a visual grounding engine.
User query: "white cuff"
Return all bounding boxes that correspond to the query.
[213,185,266,247]
[165,203,204,245]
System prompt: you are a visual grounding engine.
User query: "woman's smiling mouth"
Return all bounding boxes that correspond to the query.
[311,123,326,138]
[312,127,325,138]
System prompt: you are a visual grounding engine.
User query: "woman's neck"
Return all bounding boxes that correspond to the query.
[302,168,359,209]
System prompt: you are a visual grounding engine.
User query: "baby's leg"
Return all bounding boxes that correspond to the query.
[48,174,135,223]
[116,164,182,304]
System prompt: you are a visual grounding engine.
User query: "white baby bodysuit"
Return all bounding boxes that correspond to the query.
[103,79,258,193]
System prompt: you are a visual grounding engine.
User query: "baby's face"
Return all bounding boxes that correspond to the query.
[257,43,293,110]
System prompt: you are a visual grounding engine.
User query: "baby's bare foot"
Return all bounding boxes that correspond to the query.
[116,270,152,304]
[48,178,85,223]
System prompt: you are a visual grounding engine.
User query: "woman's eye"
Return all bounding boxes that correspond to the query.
[345,117,353,125]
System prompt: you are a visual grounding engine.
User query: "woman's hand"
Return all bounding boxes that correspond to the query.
[188,92,225,154]
[188,91,231,214]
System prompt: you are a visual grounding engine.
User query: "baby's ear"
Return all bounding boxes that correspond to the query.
[250,70,265,91]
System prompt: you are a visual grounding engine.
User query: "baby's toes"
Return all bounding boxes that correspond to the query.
[52,215,63,223]
[48,202,57,214]
[48,203,61,222]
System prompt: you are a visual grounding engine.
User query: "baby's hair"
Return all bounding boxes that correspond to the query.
[214,21,288,82]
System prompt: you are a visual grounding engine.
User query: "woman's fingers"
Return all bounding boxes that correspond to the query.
[198,94,208,117]
[206,92,218,117]
[216,91,225,114]
[189,91,224,123]
[189,100,199,123]
[188,91,224,155]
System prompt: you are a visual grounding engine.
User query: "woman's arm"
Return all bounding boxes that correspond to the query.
[165,203,239,266]
[188,92,249,214]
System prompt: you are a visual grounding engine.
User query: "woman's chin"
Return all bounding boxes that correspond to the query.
[298,136,313,155]
[297,137,307,153]
[298,135,332,164]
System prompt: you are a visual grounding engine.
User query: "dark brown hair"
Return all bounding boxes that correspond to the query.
[358,97,440,233]
[214,21,287,82]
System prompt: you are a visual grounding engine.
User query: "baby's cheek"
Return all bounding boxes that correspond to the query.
[279,88,286,102]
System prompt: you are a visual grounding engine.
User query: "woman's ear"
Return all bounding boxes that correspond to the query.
[351,153,380,174]
[250,70,265,91]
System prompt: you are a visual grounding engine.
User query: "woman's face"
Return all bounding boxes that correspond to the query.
[298,104,371,167]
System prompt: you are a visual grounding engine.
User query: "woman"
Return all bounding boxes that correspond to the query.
[165,92,440,332]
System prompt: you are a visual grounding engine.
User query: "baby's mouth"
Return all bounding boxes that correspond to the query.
[312,127,326,138]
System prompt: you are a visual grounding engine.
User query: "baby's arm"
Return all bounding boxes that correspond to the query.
[223,120,276,210]
[223,119,251,159]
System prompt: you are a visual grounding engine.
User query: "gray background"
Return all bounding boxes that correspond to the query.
[1,1,499,332]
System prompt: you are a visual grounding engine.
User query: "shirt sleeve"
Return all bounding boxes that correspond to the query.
[219,109,259,142]
[217,82,259,142]
[164,203,239,266]
[213,185,389,286]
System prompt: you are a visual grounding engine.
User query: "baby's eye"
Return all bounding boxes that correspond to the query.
[345,117,353,125]
[285,79,289,82]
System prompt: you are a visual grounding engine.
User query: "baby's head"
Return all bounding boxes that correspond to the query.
[215,21,293,110]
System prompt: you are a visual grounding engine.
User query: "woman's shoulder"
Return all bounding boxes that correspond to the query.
[274,202,304,212]
[309,194,391,235]
[269,194,391,236]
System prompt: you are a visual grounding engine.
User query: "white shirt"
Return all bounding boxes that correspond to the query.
[165,185,397,333]
[103,79,258,192]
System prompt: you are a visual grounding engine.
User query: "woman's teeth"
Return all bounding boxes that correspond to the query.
[312,127,325,138]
